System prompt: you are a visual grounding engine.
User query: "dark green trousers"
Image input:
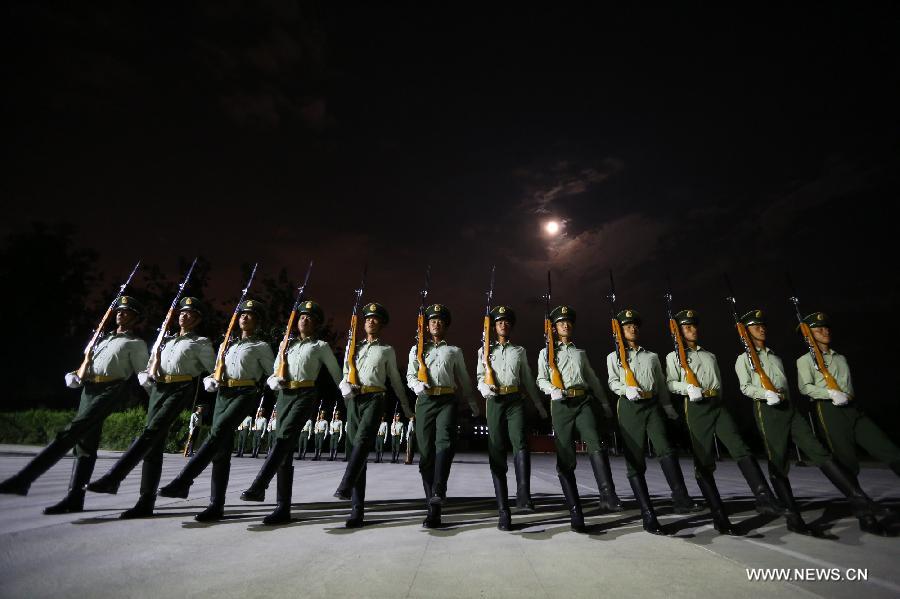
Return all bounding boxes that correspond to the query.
[274,388,317,454]
[486,393,527,476]
[550,394,603,474]
[415,393,458,483]
[617,396,674,477]
[137,380,196,494]
[391,435,402,453]
[346,393,386,453]
[812,400,900,475]
[315,432,325,453]
[683,396,751,476]
[753,400,830,477]
[330,432,341,452]
[375,435,385,452]
[208,388,259,466]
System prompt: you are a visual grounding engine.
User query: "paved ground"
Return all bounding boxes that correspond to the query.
[0,444,897,599]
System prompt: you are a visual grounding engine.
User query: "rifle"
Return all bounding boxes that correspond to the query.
[786,275,842,392]
[607,270,641,389]
[482,265,497,387]
[344,266,368,386]
[543,271,564,389]
[212,264,259,382]
[275,261,314,380]
[76,261,141,380]
[147,258,198,379]
[664,278,701,388]
[723,275,777,392]
[415,266,432,383]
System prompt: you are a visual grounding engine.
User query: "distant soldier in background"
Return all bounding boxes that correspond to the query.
[236,414,252,457]
[390,413,404,463]
[251,409,267,458]
[375,416,388,463]
[185,405,204,457]
[405,415,416,465]
[329,411,344,461]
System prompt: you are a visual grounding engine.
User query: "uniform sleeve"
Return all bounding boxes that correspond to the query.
[452,349,478,413]
[536,348,552,395]
[475,346,486,386]
[796,354,830,400]
[196,338,216,374]
[665,351,687,395]
[256,343,276,379]
[386,348,413,418]
[772,355,790,400]
[518,349,545,412]
[735,353,766,400]
[607,352,627,397]
[842,356,855,397]
[406,345,420,389]
[582,352,610,409]
[651,354,671,407]
[319,344,343,385]
[341,343,351,379]
[712,355,724,400]
[129,340,151,378]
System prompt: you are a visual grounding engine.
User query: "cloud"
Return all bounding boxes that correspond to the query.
[515,157,625,214]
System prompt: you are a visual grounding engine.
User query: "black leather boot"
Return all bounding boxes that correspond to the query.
[334,444,368,500]
[589,450,624,512]
[695,469,739,535]
[1,438,73,496]
[44,456,96,515]
[736,456,784,515]
[492,472,512,531]
[159,437,217,498]
[628,473,665,535]
[513,451,535,512]
[194,461,229,522]
[346,467,366,528]
[430,450,452,506]
[557,470,586,532]
[241,439,290,502]
[659,454,702,513]
[121,458,162,519]
[262,464,294,525]
[769,474,817,536]
[421,479,441,528]
[87,437,149,494]
[819,459,888,536]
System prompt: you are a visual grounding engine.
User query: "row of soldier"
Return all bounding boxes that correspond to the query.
[0,288,897,536]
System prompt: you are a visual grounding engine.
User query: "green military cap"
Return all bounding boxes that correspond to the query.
[238,298,266,318]
[740,309,766,326]
[801,311,829,329]
[425,303,451,326]
[298,300,324,322]
[362,302,389,325]
[490,305,516,325]
[549,305,576,323]
[616,308,642,326]
[178,296,204,314]
[114,295,142,315]
[674,309,699,326]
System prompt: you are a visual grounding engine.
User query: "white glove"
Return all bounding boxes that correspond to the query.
[339,380,355,399]
[64,372,83,389]
[764,390,781,406]
[827,389,850,406]
[137,371,154,390]
[625,386,641,401]
[266,375,285,391]
[550,388,564,401]
[413,381,429,395]
[663,404,679,420]
[203,376,219,392]
[477,381,496,398]
[600,403,613,419]
[685,384,703,402]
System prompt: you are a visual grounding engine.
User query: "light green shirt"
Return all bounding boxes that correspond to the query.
[477,342,545,412]
[239,416,252,430]
[390,421,404,436]
[406,341,477,412]
[88,332,149,380]
[157,333,215,377]
[315,419,328,434]
[330,419,343,435]
[221,336,274,381]
[664,347,723,397]
[606,347,671,406]
[302,419,312,433]
[343,339,411,417]
[536,342,610,407]
[377,422,388,436]
[735,346,790,401]
[797,349,854,399]
[253,417,267,431]
[275,337,341,384]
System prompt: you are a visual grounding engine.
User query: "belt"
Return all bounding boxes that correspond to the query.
[225,379,257,388]
[85,375,122,383]
[565,388,586,397]
[160,374,193,384]
[287,380,315,389]
[426,386,455,396]
[497,385,519,394]
[702,389,719,398]
[360,386,385,394]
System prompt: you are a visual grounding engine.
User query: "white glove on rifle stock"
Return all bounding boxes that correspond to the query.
[477,381,496,398]
[412,381,429,395]
[827,389,850,406]
[549,388,564,401]
[339,380,355,399]
[685,384,703,402]
[625,386,641,401]
[764,390,782,406]
[64,372,83,389]
[203,376,219,392]
[266,375,285,391]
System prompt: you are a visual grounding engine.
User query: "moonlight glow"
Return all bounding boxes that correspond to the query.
[545,220,560,235]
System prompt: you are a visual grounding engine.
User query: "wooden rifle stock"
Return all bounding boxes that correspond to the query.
[347,313,360,385]
[416,312,428,383]
[275,307,297,380]
[483,314,496,387]
[798,322,842,392]
[213,311,238,382]
[668,318,701,388]
[76,306,114,380]
[147,307,176,378]
[545,317,564,389]
[611,318,641,389]
[735,322,778,392]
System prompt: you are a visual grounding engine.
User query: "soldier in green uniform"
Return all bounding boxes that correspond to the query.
[240,300,341,524]
[607,308,702,535]
[736,309,889,535]
[251,409,267,458]
[157,299,274,522]
[333,302,413,527]
[375,416,388,463]
[796,312,900,478]
[0,296,149,514]
[329,411,344,461]
[314,411,328,460]
[298,414,313,460]
[404,415,416,465]
[536,305,618,533]
[664,308,782,535]
[266,409,277,454]
[476,305,548,530]
[406,303,480,528]
[85,297,215,519]
[236,414,252,457]
[389,413,404,463]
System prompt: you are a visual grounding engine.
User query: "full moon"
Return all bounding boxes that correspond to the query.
[545,220,560,235]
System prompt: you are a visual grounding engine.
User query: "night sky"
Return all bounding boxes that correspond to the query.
[5,3,899,426]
